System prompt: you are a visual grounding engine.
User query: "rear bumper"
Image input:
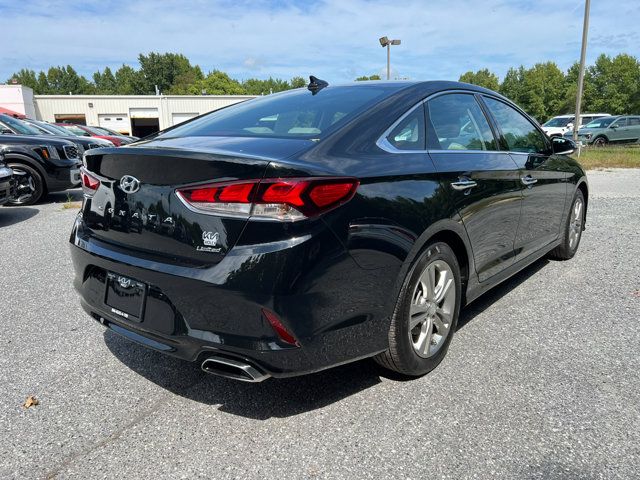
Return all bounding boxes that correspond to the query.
[70,217,395,377]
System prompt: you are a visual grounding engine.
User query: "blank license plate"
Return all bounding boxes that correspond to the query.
[105,273,146,322]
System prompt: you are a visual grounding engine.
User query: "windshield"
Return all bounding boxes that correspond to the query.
[543,117,572,127]
[584,117,616,128]
[40,122,72,135]
[83,126,111,135]
[159,86,392,140]
[61,125,91,136]
[0,114,43,135]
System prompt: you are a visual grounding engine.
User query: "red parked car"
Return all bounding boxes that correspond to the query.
[55,124,130,146]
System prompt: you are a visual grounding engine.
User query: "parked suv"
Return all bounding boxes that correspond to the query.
[0,134,82,205]
[0,114,114,152]
[541,113,610,138]
[565,115,640,146]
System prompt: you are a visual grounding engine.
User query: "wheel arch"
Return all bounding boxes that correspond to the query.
[576,179,589,224]
[393,219,475,307]
[5,153,48,190]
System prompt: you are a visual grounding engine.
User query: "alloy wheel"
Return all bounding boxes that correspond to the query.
[11,168,36,204]
[568,197,584,250]
[409,259,456,358]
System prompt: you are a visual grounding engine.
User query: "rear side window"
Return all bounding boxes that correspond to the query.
[426,94,497,151]
[159,86,390,140]
[483,97,548,154]
[629,117,640,126]
[385,104,426,150]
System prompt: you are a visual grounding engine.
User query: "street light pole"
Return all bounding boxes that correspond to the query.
[573,0,591,154]
[387,44,391,80]
[379,37,401,80]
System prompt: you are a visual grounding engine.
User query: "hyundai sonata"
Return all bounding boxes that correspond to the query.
[71,79,587,382]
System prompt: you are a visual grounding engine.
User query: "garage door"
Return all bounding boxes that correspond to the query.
[130,108,159,119]
[172,112,198,126]
[98,114,130,135]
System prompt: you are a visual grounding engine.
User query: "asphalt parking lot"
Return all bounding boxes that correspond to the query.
[1,169,639,479]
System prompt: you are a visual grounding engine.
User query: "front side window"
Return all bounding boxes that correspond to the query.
[611,118,628,128]
[584,117,615,128]
[426,94,497,151]
[483,97,548,154]
[385,104,426,150]
[544,117,573,127]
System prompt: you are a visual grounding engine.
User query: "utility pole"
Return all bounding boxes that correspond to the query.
[573,0,591,155]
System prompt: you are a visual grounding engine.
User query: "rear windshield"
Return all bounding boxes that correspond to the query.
[158,86,391,140]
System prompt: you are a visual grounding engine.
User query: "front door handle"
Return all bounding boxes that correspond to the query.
[521,175,538,187]
[451,179,478,191]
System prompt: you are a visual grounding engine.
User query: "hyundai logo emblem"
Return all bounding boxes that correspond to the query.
[120,175,140,194]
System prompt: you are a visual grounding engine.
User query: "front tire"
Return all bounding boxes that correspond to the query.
[6,164,45,206]
[375,242,461,376]
[549,189,585,260]
[592,136,608,147]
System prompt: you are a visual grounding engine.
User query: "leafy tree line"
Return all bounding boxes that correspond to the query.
[459,53,640,121]
[8,52,640,122]
[9,52,307,97]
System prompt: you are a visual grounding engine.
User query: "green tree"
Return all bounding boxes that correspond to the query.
[93,67,117,94]
[168,65,205,94]
[355,74,381,81]
[43,66,94,94]
[185,70,245,95]
[114,65,146,95]
[290,76,306,88]
[587,53,640,114]
[459,68,499,91]
[519,62,566,121]
[137,52,200,94]
[7,69,39,92]
[499,66,526,105]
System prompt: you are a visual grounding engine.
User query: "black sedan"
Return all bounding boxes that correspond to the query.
[71,80,587,381]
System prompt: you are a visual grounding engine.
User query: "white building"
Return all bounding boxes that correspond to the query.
[0,84,256,137]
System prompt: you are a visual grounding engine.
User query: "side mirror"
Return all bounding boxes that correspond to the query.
[552,137,575,155]
[610,124,617,129]
[566,122,574,129]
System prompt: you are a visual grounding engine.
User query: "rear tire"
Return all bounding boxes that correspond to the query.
[7,164,45,206]
[548,189,585,260]
[375,242,461,376]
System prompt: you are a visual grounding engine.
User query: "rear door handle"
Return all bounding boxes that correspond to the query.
[521,175,538,186]
[451,179,478,191]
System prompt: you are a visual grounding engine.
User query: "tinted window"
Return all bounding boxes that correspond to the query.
[483,97,548,154]
[159,87,390,140]
[629,117,640,126]
[544,117,573,127]
[612,118,628,127]
[426,94,496,150]
[385,104,425,150]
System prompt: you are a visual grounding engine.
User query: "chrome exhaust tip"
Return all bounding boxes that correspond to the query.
[201,356,269,383]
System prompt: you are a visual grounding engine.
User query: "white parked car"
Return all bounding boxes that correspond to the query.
[542,113,610,138]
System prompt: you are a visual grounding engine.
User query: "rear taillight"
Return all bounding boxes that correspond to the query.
[176,177,359,221]
[81,169,100,196]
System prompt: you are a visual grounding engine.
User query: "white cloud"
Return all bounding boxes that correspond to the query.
[1,0,638,83]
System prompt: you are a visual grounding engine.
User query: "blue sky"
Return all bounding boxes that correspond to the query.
[1,0,639,84]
